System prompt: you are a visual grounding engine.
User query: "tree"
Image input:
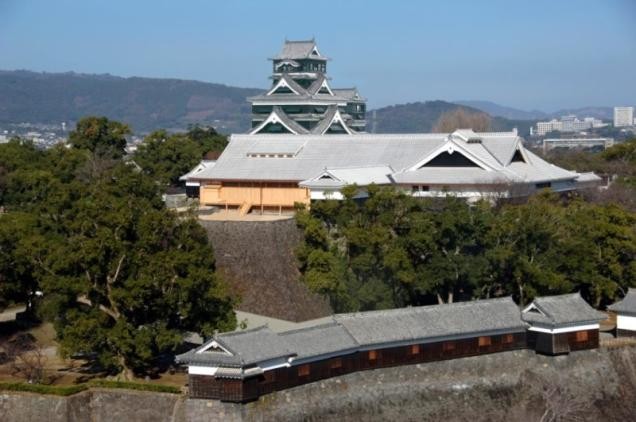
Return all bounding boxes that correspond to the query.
[134,128,228,186]
[0,213,41,312]
[69,116,130,158]
[433,108,492,132]
[134,130,202,186]
[186,125,228,153]
[34,163,236,375]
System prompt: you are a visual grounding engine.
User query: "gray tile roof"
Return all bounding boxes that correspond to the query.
[522,293,606,327]
[279,322,358,361]
[178,297,527,371]
[191,130,580,187]
[176,326,296,368]
[300,165,394,188]
[309,105,339,134]
[273,40,327,61]
[334,297,525,348]
[608,288,636,315]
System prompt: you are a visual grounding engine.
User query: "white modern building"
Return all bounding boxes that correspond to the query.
[536,116,606,136]
[614,107,634,128]
[542,137,614,152]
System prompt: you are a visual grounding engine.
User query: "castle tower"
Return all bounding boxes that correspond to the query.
[248,39,366,134]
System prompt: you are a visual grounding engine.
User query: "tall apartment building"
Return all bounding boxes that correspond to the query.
[614,106,634,127]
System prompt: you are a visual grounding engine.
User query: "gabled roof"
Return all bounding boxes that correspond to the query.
[332,88,365,102]
[272,39,327,61]
[249,106,309,135]
[193,131,582,187]
[176,326,296,368]
[608,288,636,315]
[310,106,354,135]
[179,160,216,181]
[266,75,307,96]
[300,165,394,189]
[307,75,333,96]
[522,293,606,327]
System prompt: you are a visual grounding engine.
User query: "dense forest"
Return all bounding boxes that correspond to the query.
[296,140,636,313]
[0,117,235,377]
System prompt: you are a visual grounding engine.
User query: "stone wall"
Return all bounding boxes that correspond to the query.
[200,219,331,321]
[2,346,636,421]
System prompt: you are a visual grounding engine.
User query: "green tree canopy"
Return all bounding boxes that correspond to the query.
[69,116,130,158]
[0,123,236,376]
[134,127,228,186]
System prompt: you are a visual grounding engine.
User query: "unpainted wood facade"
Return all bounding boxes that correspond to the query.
[200,182,310,212]
[188,331,527,402]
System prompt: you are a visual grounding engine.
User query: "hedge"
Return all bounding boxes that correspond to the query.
[0,380,181,396]
[0,382,88,396]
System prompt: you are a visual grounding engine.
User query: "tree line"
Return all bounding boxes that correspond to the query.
[296,182,636,313]
[0,117,234,377]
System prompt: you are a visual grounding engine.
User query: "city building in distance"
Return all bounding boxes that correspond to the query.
[614,106,634,128]
[542,137,614,152]
[248,39,366,134]
[535,115,606,136]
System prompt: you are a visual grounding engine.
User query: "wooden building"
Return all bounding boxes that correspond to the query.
[522,293,606,355]
[608,288,636,337]
[177,297,529,402]
[188,130,600,213]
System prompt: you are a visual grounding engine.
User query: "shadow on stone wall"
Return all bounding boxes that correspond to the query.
[3,346,636,422]
[200,219,332,322]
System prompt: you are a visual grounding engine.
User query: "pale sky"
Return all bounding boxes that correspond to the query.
[1,0,635,111]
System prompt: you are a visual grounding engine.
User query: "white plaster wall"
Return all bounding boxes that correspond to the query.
[188,365,218,376]
[528,323,599,334]
[617,315,636,331]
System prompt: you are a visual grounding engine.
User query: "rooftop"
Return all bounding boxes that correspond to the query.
[177,296,527,369]
[191,130,579,186]
[272,39,328,61]
[608,288,636,315]
[522,293,606,327]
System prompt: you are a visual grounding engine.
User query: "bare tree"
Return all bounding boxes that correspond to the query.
[433,108,492,133]
[3,333,48,383]
[538,375,590,422]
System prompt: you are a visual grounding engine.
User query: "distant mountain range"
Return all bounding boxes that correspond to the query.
[0,69,616,136]
[0,70,261,133]
[457,100,616,121]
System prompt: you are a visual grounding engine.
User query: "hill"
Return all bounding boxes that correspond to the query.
[0,70,539,136]
[458,100,618,121]
[0,70,262,133]
[456,100,548,120]
[369,100,536,136]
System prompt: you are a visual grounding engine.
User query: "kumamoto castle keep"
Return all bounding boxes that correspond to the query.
[172,40,633,404]
[181,39,601,214]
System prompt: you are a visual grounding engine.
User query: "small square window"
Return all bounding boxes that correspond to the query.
[502,334,514,344]
[330,358,343,369]
[410,344,420,355]
[297,364,310,377]
[442,341,455,352]
[368,350,378,361]
[575,331,589,342]
[478,336,492,347]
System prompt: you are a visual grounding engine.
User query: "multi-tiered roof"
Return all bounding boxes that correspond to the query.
[248,39,366,135]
